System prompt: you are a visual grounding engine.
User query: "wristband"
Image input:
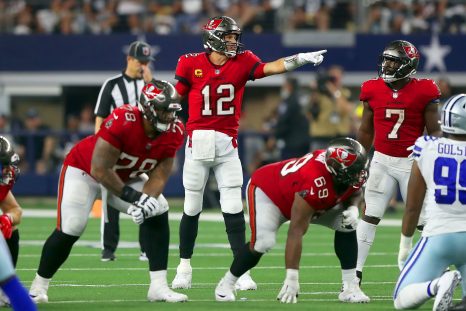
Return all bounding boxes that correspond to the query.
[283,54,302,72]
[120,185,142,203]
[399,234,413,249]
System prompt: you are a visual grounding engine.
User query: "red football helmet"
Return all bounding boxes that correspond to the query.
[325,137,368,187]
[138,80,181,132]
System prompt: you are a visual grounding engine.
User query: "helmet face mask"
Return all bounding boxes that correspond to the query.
[325,138,368,187]
[0,136,20,185]
[138,80,182,132]
[378,40,419,83]
[441,94,466,135]
[202,16,243,58]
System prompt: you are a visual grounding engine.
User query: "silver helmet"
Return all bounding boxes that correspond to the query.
[441,94,466,135]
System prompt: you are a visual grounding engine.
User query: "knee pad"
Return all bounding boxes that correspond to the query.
[184,189,203,216]
[219,187,243,214]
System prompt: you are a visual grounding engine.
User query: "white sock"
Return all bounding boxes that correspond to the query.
[179,258,191,268]
[150,270,168,286]
[342,269,356,283]
[224,271,239,285]
[356,220,377,271]
[35,273,51,288]
[394,282,432,309]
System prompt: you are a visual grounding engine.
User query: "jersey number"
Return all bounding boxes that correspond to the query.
[201,84,235,116]
[433,157,466,204]
[113,152,158,178]
[385,109,405,139]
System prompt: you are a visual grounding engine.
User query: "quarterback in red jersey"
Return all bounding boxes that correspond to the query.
[172,15,327,291]
[0,136,23,306]
[215,138,370,303]
[355,40,442,286]
[29,81,188,303]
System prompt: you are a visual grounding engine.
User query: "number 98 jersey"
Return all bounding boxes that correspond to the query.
[250,150,362,219]
[413,135,466,236]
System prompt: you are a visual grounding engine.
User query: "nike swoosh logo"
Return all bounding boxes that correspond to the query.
[113,113,118,119]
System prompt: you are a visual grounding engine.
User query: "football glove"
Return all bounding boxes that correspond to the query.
[0,214,13,239]
[398,234,413,270]
[341,205,359,230]
[277,269,299,304]
[134,193,161,219]
[284,50,327,71]
[127,205,144,225]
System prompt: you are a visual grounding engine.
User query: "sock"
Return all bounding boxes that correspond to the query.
[394,282,432,309]
[223,212,246,259]
[6,230,19,267]
[334,230,357,269]
[140,212,169,271]
[356,220,377,272]
[149,270,168,286]
[179,212,200,259]
[37,229,79,279]
[1,276,37,311]
[179,258,191,269]
[223,271,238,286]
[230,242,263,277]
[342,269,357,283]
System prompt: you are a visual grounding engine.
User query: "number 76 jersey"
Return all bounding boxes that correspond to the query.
[413,136,466,236]
[250,150,362,219]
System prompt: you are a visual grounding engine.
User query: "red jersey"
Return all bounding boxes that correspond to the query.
[250,150,361,219]
[64,105,185,182]
[0,183,13,201]
[360,77,440,157]
[174,50,266,138]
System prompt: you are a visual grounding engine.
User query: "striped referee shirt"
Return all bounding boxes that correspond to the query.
[94,72,146,118]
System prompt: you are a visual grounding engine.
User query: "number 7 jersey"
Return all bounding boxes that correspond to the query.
[360,78,440,157]
[174,51,265,139]
[250,150,362,219]
[413,135,466,236]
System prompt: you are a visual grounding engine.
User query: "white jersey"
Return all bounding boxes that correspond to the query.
[413,135,466,236]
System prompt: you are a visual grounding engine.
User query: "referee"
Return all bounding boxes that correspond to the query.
[94,41,154,262]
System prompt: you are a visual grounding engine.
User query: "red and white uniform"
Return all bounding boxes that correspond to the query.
[247,151,362,253]
[58,105,184,236]
[0,182,13,202]
[360,77,440,157]
[175,50,265,139]
[361,78,440,219]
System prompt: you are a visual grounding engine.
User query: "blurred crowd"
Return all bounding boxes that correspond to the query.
[0,0,465,35]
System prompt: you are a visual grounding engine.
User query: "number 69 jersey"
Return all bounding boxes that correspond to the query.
[250,150,362,219]
[413,136,466,236]
[64,105,185,182]
[360,78,440,157]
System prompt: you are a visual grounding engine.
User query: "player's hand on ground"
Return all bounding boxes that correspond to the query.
[127,205,144,225]
[0,214,13,239]
[277,270,299,303]
[341,205,359,230]
[398,234,413,270]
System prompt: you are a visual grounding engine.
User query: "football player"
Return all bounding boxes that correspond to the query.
[393,94,466,311]
[29,80,188,303]
[172,15,327,291]
[356,40,442,285]
[0,136,23,307]
[215,137,370,303]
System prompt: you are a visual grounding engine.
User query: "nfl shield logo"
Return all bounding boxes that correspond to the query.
[393,92,398,99]
[215,69,220,75]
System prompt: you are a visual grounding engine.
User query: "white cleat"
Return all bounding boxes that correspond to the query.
[338,278,370,303]
[235,271,257,291]
[433,270,461,311]
[171,264,192,289]
[147,283,188,303]
[29,279,49,304]
[215,278,236,302]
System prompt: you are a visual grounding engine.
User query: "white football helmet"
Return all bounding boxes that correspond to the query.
[441,93,466,135]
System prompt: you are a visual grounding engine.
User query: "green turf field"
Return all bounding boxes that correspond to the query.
[14,200,460,310]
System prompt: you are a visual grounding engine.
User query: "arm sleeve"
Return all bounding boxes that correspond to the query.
[95,80,115,118]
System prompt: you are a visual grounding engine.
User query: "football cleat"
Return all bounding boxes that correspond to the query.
[139,252,148,262]
[215,277,236,302]
[433,270,461,311]
[101,249,116,262]
[235,271,257,291]
[338,278,370,303]
[29,274,50,304]
[147,283,188,303]
[171,264,192,289]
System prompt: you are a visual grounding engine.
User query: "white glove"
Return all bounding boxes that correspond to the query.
[277,269,299,304]
[127,205,144,225]
[134,193,161,218]
[341,205,359,230]
[398,234,413,270]
[284,50,327,71]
